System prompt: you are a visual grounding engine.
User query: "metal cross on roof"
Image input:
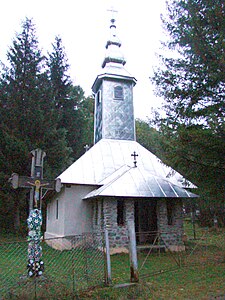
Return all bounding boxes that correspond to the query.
[131,151,138,167]
[84,144,90,152]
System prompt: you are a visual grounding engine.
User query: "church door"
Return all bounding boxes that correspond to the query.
[135,200,157,244]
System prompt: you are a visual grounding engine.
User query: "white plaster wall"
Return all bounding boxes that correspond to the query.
[63,185,94,236]
[45,188,66,238]
[45,184,94,239]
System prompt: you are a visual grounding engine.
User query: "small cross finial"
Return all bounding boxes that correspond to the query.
[84,144,90,152]
[131,151,139,167]
[107,6,118,22]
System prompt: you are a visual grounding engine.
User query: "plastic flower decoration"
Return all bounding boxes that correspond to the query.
[27,209,44,277]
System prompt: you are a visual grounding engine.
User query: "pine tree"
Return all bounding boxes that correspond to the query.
[151,0,225,226]
[0,18,71,231]
[47,36,94,159]
[136,119,164,157]
[47,36,71,112]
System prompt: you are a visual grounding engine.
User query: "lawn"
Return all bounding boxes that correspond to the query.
[80,227,225,299]
[0,237,105,299]
[0,226,224,299]
[80,263,225,300]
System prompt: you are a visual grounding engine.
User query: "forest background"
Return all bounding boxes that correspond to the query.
[0,0,224,233]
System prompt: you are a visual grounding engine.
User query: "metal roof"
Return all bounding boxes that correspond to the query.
[58,139,197,198]
[84,166,197,199]
[92,63,136,93]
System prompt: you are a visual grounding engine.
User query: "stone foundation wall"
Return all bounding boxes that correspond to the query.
[92,197,184,252]
[157,199,184,251]
[101,198,134,251]
[92,200,102,232]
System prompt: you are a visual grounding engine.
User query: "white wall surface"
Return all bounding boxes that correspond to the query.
[45,185,95,238]
[45,188,66,237]
[63,185,94,235]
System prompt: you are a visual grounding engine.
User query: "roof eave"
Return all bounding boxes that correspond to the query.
[92,73,137,93]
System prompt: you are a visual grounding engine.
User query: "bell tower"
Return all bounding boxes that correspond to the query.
[92,10,137,144]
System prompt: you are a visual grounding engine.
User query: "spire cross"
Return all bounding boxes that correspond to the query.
[131,151,139,167]
[107,6,118,22]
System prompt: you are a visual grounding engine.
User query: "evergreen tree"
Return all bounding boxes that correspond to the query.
[47,36,72,113]
[47,36,94,159]
[0,18,71,231]
[151,0,225,226]
[136,119,164,157]
[79,95,95,149]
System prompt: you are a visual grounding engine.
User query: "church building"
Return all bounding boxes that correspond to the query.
[45,15,197,252]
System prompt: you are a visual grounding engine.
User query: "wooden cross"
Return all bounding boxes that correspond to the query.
[131,151,139,167]
[10,148,61,210]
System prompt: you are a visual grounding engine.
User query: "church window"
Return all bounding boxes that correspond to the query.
[117,199,125,226]
[47,205,50,220]
[56,200,59,220]
[96,90,102,104]
[114,85,124,100]
[167,200,175,225]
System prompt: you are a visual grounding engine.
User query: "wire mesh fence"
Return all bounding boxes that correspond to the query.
[0,232,106,299]
[1,226,224,298]
[136,227,225,279]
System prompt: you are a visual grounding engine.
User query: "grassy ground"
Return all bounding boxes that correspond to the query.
[80,262,224,300]
[0,226,224,299]
[0,238,105,299]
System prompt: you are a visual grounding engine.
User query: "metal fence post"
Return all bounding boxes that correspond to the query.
[128,220,139,282]
[104,229,112,285]
[84,234,89,285]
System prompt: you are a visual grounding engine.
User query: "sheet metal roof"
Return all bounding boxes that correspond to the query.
[84,166,197,199]
[58,139,197,198]
[92,63,137,93]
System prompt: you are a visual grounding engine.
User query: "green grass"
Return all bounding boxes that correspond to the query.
[78,263,225,300]
[0,226,224,299]
[0,238,105,299]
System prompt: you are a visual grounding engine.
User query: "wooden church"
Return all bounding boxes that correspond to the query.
[45,15,197,252]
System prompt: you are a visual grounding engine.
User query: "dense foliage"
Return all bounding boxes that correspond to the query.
[150,0,225,226]
[0,18,94,232]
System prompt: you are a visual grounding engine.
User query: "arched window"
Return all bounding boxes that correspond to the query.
[114,85,124,100]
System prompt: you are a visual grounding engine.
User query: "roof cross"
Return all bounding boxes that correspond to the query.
[84,144,90,152]
[131,151,139,167]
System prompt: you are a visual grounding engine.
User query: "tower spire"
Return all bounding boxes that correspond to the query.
[102,7,126,68]
[92,7,137,144]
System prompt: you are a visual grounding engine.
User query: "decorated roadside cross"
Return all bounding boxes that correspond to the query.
[10,149,61,277]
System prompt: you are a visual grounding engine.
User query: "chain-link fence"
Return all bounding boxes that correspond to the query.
[0,232,106,299]
[136,228,225,279]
